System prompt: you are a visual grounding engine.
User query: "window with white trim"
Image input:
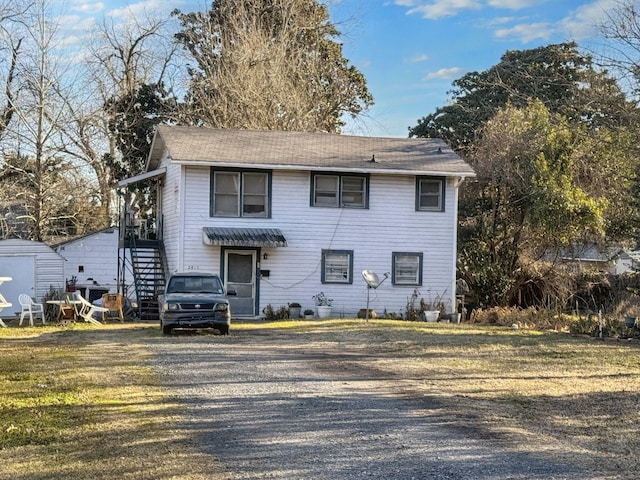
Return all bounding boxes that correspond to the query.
[416,177,444,211]
[312,173,368,208]
[392,252,423,286]
[321,250,353,284]
[211,170,270,217]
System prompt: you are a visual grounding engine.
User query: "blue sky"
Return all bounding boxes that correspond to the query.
[73,0,613,137]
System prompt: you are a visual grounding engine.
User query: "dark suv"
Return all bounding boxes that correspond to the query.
[159,273,235,335]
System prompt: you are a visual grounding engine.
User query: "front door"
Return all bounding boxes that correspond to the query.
[224,250,257,316]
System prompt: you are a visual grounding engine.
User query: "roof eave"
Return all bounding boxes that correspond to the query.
[117,167,167,188]
[168,160,476,177]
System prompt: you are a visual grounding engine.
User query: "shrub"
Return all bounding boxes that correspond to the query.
[469,306,614,333]
[262,304,289,320]
[404,288,421,321]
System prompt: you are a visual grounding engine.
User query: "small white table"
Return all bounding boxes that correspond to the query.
[0,276,13,327]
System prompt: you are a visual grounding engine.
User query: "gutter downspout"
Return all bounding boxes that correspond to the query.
[451,176,466,317]
[177,165,187,272]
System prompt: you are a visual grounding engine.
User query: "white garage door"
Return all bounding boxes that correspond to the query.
[0,256,36,319]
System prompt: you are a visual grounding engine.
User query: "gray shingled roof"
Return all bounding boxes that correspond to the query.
[147,125,475,177]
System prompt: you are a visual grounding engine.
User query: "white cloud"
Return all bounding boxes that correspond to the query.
[487,16,517,26]
[559,0,616,40]
[400,0,482,20]
[405,54,429,63]
[106,0,183,19]
[69,2,105,15]
[494,22,553,43]
[424,67,463,80]
[487,0,547,8]
[58,14,96,31]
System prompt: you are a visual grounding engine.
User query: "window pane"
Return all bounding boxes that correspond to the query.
[341,177,365,207]
[243,173,267,217]
[214,172,239,216]
[419,179,442,210]
[215,172,239,194]
[215,195,239,215]
[243,197,266,216]
[325,252,350,282]
[395,254,419,284]
[315,175,339,207]
[421,181,440,194]
[243,173,266,194]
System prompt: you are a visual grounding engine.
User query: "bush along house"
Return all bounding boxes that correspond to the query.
[117,125,475,320]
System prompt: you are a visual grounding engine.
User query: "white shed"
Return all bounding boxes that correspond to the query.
[53,227,126,301]
[0,239,65,319]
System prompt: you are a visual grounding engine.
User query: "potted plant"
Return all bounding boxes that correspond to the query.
[288,302,302,319]
[313,292,333,318]
[420,290,446,322]
[304,309,314,319]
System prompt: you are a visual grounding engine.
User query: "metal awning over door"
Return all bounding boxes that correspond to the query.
[202,227,287,247]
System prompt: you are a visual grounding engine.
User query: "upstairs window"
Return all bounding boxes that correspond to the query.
[312,173,368,208]
[321,250,353,284]
[211,170,270,218]
[416,177,445,212]
[392,252,423,286]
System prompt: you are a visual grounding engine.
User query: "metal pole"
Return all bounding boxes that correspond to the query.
[365,286,371,322]
[599,309,603,339]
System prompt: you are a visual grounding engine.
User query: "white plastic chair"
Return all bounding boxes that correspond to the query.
[19,294,45,326]
[72,292,107,326]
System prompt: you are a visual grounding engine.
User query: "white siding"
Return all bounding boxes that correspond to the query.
[55,228,121,292]
[0,239,64,316]
[159,160,183,274]
[169,166,460,317]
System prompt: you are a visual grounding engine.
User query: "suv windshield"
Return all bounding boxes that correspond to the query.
[167,276,224,294]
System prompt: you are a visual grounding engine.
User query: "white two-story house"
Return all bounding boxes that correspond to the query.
[119,125,475,319]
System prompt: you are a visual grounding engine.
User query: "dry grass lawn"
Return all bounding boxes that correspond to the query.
[0,323,225,480]
[1,318,638,479]
[301,320,640,476]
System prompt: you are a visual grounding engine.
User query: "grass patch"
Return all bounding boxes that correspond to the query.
[0,323,224,480]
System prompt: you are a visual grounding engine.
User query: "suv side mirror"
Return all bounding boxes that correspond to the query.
[226,288,237,296]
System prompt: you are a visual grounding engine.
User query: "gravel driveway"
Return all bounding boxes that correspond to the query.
[149,330,605,480]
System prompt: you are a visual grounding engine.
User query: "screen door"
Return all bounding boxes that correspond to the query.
[225,250,256,316]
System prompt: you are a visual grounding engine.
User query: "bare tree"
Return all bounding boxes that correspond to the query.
[0,1,32,138]
[597,0,640,96]
[0,3,182,240]
[0,0,103,241]
[79,11,181,210]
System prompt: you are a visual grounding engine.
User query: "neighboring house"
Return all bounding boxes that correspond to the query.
[0,239,65,319]
[615,250,637,275]
[119,126,476,318]
[557,244,635,275]
[52,227,133,301]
